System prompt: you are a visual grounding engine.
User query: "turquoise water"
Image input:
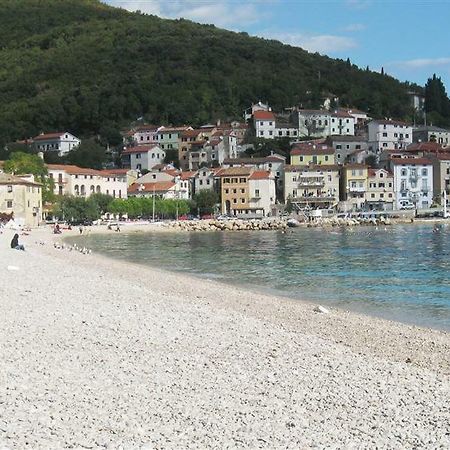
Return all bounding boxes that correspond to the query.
[72,224,450,330]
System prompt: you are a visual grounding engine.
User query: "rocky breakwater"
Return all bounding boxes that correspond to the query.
[166,218,288,232]
[307,216,392,228]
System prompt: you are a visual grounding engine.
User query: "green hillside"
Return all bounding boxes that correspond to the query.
[0,0,431,145]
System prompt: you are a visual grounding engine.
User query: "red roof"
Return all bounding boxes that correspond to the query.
[249,170,271,180]
[391,157,432,165]
[122,144,160,155]
[128,181,175,193]
[33,132,66,141]
[434,153,450,161]
[406,142,447,153]
[179,171,196,180]
[181,129,203,138]
[253,110,275,120]
[291,144,334,156]
[47,164,105,177]
[101,169,129,176]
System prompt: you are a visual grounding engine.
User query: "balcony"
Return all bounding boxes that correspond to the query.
[348,186,366,193]
[297,181,325,188]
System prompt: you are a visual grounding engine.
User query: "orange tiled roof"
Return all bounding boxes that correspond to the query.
[128,181,175,193]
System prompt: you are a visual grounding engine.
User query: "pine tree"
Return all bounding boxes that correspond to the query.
[425,74,449,115]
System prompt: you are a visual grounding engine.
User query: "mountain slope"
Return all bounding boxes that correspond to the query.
[0,0,420,144]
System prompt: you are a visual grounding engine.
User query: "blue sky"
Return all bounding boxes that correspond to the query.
[105,0,450,91]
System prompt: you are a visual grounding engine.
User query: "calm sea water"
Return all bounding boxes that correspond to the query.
[70,224,450,330]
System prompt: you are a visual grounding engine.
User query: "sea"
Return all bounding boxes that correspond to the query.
[71,223,450,331]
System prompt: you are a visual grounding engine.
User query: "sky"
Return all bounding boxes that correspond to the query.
[105,0,450,91]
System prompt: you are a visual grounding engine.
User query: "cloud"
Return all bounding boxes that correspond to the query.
[341,23,366,32]
[106,1,265,27]
[259,32,357,54]
[390,57,450,69]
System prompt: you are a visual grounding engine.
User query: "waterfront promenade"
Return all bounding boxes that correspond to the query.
[0,226,449,448]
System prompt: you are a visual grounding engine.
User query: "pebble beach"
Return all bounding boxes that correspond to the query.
[1,226,450,449]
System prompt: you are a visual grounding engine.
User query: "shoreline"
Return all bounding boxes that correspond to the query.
[1,226,450,448]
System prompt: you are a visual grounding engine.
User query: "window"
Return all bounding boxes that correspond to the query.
[239,178,246,183]
[255,189,260,197]
[260,131,263,136]
[6,200,13,208]
[233,189,237,194]
[383,132,388,137]
[7,185,12,193]
[299,156,304,162]
[269,122,273,126]
[241,188,245,193]
[394,133,398,138]
[225,189,229,194]
[336,145,342,150]
[325,155,329,162]
[356,145,361,150]
[422,168,428,176]
[233,198,237,204]
[199,180,203,185]
[269,131,273,136]
[241,198,245,203]
[401,169,407,176]
[371,193,375,198]
[260,121,263,126]
[380,172,384,178]
[380,193,384,198]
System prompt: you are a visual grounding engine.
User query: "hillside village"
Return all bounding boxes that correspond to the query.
[2,99,450,227]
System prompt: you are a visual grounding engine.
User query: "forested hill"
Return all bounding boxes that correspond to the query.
[0,0,424,145]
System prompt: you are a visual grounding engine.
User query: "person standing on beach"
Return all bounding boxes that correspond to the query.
[79,225,83,235]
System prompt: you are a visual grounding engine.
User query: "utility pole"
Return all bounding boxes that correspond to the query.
[152,185,155,222]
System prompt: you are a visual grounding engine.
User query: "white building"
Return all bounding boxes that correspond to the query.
[121,144,165,172]
[368,120,413,154]
[132,125,161,144]
[253,110,276,139]
[297,110,356,138]
[391,157,433,209]
[33,132,80,156]
[193,167,221,195]
[47,165,128,199]
[248,171,276,217]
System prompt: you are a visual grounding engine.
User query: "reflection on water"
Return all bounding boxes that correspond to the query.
[70,224,450,330]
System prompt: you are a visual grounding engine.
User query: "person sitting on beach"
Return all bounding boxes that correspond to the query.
[10,233,25,251]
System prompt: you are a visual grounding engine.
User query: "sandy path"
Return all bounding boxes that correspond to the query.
[0,227,449,449]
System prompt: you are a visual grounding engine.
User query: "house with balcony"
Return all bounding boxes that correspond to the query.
[365,169,395,211]
[368,120,413,154]
[121,144,165,172]
[340,164,369,211]
[223,154,286,200]
[290,143,335,166]
[390,157,433,209]
[284,164,340,210]
[218,167,275,217]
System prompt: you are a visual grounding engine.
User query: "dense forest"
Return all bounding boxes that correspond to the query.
[0,0,447,149]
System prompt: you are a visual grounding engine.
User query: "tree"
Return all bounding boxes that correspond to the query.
[365,154,378,168]
[53,196,99,223]
[64,139,109,169]
[425,74,450,117]
[89,193,114,215]
[193,189,219,214]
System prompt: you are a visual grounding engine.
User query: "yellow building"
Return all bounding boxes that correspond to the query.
[218,167,275,217]
[0,173,42,227]
[290,143,335,166]
[340,164,369,211]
